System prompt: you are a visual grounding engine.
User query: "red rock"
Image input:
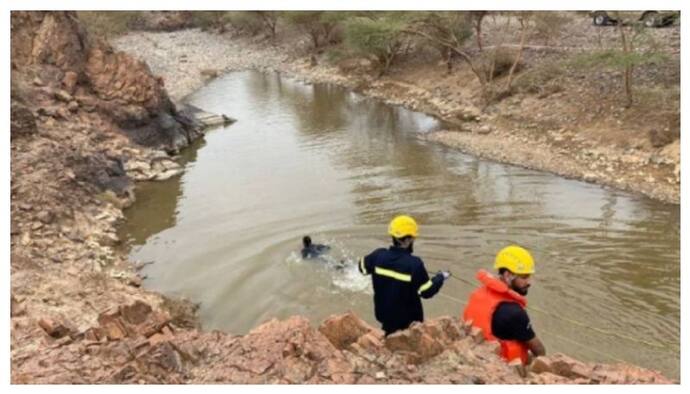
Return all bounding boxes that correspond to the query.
[148,331,173,346]
[545,353,591,379]
[62,71,78,94]
[38,317,71,338]
[97,309,129,340]
[469,326,484,343]
[119,300,152,325]
[530,356,553,374]
[318,311,377,350]
[420,316,464,344]
[384,323,444,363]
[355,332,384,353]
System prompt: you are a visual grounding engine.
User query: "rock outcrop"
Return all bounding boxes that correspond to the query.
[11,303,673,384]
[11,11,201,151]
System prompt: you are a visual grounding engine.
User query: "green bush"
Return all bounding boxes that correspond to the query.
[344,16,408,76]
[283,11,348,49]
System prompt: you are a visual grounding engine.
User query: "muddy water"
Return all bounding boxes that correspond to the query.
[119,71,679,379]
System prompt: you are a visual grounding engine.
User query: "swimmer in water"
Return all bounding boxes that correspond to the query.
[301,236,331,259]
[301,236,346,269]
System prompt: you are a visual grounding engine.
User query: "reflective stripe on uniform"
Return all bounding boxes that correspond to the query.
[418,280,433,294]
[359,257,367,274]
[374,267,411,282]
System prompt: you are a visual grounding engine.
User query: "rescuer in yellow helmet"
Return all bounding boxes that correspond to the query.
[358,215,451,336]
[463,245,546,365]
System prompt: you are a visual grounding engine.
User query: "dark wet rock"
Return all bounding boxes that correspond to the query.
[10,100,38,140]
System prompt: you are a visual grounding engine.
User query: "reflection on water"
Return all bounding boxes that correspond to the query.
[118,71,679,379]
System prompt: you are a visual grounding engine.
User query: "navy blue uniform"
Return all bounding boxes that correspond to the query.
[359,246,444,335]
[301,244,331,259]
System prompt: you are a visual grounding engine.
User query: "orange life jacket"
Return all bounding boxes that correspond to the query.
[462,269,530,365]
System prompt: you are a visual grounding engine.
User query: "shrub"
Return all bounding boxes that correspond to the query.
[283,11,348,49]
[478,46,522,81]
[513,61,564,95]
[344,16,409,76]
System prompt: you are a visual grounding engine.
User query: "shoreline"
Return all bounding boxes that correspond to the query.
[114,28,679,205]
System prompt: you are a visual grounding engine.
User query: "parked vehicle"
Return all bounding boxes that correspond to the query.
[590,11,679,27]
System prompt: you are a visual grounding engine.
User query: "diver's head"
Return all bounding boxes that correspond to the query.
[303,236,312,248]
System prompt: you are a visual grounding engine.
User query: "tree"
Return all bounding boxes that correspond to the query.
[470,11,488,51]
[573,12,667,108]
[284,11,345,50]
[252,11,280,40]
[412,12,473,73]
[344,15,409,77]
[504,14,530,91]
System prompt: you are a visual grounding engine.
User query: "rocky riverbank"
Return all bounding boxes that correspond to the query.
[10,12,677,384]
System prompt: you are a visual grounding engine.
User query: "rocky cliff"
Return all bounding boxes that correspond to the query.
[11,11,201,151]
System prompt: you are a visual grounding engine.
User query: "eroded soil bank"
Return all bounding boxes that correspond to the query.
[10,12,677,384]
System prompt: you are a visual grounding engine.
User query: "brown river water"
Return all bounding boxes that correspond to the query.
[119,71,679,379]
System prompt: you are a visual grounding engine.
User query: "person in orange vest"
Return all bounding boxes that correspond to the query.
[463,245,546,365]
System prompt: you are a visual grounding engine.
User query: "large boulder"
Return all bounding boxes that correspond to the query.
[384,322,445,364]
[318,311,381,350]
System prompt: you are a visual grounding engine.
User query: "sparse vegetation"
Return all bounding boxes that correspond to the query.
[409,11,473,73]
[191,11,230,32]
[532,12,570,46]
[570,16,668,109]
[77,11,145,39]
[284,11,347,49]
[513,61,565,96]
[344,15,410,77]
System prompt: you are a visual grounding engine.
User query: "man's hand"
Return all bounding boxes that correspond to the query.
[437,270,452,280]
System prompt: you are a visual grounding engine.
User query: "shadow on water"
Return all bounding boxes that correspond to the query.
[118,138,206,247]
[119,70,679,379]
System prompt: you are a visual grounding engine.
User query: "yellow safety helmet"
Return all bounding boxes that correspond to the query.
[494,245,535,275]
[388,215,418,238]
